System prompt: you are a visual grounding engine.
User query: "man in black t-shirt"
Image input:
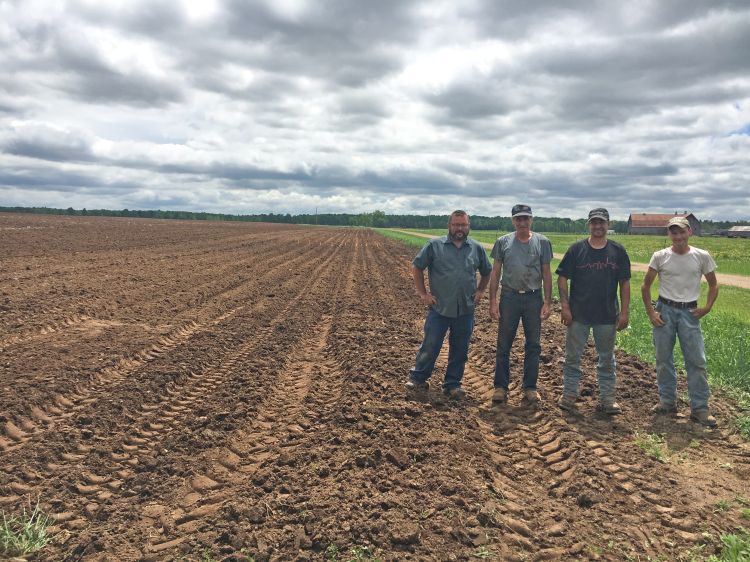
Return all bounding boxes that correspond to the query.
[556,208,631,415]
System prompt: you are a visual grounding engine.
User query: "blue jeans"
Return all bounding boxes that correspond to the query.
[652,301,710,412]
[494,291,543,389]
[409,309,475,391]
[562,321,617,403]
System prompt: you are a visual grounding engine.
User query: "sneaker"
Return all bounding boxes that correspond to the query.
[558,394,577,412]
[405,380,429,392]
[444,387,466,400]
[651,402,678,415]
[598,402,622,415]
[491,388,507,404]
[690,410,717,428]
[521,389,538,405]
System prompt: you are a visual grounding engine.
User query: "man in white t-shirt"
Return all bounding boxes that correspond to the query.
[641,216,719,427]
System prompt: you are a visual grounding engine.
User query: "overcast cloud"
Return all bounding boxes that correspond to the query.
[1,0,749,220]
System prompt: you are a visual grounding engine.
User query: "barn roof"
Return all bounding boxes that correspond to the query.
[629,213,695,228]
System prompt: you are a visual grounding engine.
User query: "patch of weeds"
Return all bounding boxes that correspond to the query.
[201,549,216,562]
[706,530,750,562]
[471,545,493,558]
[606,540,638,561]
[733,415,750,440]
[326,544,340,561]
[735,496,749,506]
[345,544,381,562]
[714,500,732,513]
[678,542,708,562]
[634,431,669,463]
[719,462,735,470]
[741,509,750,520]
[0,501,55,558]
[688,439,701,449]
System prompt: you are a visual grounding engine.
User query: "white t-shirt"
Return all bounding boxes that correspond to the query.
[648,246,716,303]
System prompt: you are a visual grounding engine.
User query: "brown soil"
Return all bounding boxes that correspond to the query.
[1,213,749,562]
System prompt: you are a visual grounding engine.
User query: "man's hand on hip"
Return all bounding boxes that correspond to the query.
[691,307,711,320]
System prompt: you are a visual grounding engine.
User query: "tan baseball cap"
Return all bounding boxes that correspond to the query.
[666,216,690,229]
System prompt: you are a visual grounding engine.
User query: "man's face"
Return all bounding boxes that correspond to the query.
[448,215,470,240]
[512,215,532,232]
[588,218,608,237]
[668,226,691,246]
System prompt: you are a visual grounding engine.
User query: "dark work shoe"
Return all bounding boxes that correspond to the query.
[558,394,577,412]
[690,410,717,428]
[651,402,678,415]
[597,402,622,415]
[444,388,466,400]
[522,389,538,406]
[405,380,429,392]
[491,388,507,404]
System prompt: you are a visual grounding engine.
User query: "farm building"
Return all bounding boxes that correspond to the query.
[727,226,750,238]
[627,212,701,235]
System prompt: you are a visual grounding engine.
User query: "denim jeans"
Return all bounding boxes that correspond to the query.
[562,321,617,403]
[409,308,475,390]
[494,291,543,389]
[652,301,710,412]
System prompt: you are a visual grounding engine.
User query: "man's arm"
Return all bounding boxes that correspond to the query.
[558,275,572,326]
[692,271,718,319]
[541,263,552,319]
[412,265,437,306]
[641,267,664,327]
[488,261,503,320]
[617,279,630,331]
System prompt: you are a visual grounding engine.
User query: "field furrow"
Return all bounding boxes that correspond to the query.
[1,214,748,561]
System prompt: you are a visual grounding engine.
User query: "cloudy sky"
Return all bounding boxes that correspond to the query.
[1,0,749,220]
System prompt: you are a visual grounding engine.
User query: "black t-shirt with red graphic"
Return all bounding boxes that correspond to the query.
[556,239,631,325]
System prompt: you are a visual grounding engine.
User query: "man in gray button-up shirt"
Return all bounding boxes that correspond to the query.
[406,210,492,399]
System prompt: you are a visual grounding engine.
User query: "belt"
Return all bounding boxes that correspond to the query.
[658,296,697,309]
[502,287,540,295]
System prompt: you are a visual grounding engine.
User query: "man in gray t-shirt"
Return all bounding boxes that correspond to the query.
[488,204,552,406]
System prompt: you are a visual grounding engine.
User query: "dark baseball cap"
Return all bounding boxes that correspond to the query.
[587,208,609,222]
[511,204,532,217]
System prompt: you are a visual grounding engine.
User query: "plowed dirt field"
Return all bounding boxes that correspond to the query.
[1,213,749,561]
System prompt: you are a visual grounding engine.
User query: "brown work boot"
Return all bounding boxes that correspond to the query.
[521,388,538,406]
[405,380,429,392]
[597,401,622,415]
[558,394,577,412]
[444,387,466,400]
[651,401,678,415]
[690,410,717,428]
[491,388,507,404]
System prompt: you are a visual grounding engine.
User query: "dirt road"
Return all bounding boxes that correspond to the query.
[1,214,749,561]
[391,230,750,290]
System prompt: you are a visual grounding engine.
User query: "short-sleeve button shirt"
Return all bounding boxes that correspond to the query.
[413,236,492,318]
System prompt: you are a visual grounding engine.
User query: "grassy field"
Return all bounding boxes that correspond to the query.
[396,228,750,275]
[379,228,750,436]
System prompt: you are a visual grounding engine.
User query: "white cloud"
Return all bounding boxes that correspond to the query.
[0,0,749,219]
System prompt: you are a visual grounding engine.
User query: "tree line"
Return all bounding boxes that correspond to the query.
[1,206,746,233]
